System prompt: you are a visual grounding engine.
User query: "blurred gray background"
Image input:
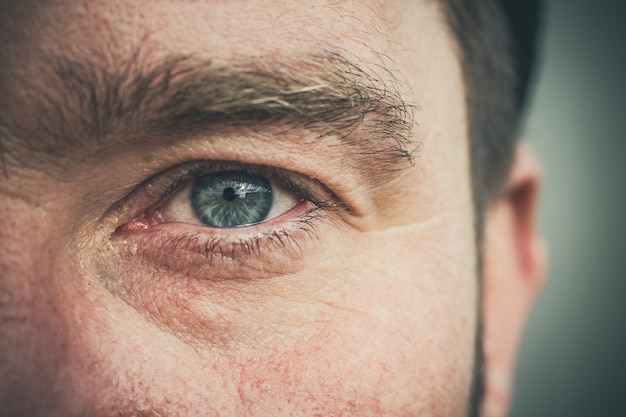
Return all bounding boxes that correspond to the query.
[511,0,626,416]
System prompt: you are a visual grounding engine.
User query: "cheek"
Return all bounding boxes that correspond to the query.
[57,229,476,416]
[0,203,78,415]
[1,202,476,416]
[314,242,477,416]
[303,217,479,414]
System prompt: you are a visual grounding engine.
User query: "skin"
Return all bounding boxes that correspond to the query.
[0,1,547,416]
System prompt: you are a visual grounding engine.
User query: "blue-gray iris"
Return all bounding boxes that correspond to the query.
[190,171,273,228]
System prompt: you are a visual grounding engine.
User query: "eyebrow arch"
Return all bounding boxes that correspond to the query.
[7,50,417,183]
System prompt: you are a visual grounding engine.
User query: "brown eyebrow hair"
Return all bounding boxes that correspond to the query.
[1,49,417,182]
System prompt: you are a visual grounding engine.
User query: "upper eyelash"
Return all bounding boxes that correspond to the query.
[137,160,349,218]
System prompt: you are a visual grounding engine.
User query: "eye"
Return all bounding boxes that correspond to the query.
[159,170,301,229]
[112,160,348,272]
[116,161,345,235]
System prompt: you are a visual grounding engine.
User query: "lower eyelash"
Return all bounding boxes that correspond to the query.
[180,208,325,262]
[112,207,328,276]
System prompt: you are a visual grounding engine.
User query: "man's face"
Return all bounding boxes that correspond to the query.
[0,1,488,415]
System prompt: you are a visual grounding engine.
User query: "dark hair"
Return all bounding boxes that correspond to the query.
[440,0,541,215]
[439,2,541,415]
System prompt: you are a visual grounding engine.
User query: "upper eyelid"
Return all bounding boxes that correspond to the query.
[154,161,344,211]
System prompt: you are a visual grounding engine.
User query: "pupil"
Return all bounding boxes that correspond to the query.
[222,187,237,201]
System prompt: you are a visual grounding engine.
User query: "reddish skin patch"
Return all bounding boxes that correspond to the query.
[122,217,151,231]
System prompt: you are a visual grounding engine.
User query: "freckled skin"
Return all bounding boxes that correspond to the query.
[0,1,490,416]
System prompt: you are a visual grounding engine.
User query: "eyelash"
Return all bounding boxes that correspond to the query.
[111,160,344,266]
[135,209,325,264]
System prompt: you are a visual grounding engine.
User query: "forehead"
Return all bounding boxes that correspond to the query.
[1,0,454,115]
[1,1,447,69]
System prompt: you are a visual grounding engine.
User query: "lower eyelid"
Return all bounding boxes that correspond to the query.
[116,199,320,240]
[110,206,326,278]
[151,195,311,232]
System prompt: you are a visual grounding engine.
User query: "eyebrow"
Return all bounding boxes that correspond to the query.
[3,50,417,183]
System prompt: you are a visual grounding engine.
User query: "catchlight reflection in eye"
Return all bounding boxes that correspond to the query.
[191,171,273,228]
